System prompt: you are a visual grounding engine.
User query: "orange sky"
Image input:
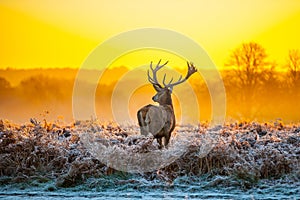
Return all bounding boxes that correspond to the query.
[0,0,300,69]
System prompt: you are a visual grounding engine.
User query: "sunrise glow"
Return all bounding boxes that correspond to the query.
[1,0,299,69]
[1,0,300,123]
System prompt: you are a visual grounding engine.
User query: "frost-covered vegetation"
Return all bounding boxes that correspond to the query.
[0,119,299,191]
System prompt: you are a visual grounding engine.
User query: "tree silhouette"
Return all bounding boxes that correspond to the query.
[225,42,273,119]
[0,77,11,89]
[286,49,300,88]
[0,77,12,96]
[18,75,68,104]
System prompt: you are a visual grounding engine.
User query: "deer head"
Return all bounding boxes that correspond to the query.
[147,60,197,106]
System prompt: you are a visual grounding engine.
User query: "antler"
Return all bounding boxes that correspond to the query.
[147,60,197,89]
[147,59,169,86]
[163,62,197,88]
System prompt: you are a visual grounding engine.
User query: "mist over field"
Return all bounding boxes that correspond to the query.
[0,64,299,124]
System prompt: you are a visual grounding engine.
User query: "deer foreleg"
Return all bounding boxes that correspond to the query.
[164,133,171,148]
[157,138,163,149]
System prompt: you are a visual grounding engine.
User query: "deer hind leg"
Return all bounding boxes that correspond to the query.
[137,106,150,136]
[137,109,146,127]
[157,138,163,149]
[164,133,171,148]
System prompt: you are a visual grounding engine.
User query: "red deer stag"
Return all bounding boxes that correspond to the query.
[137,60,197,148]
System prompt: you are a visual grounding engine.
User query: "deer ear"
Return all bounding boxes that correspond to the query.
[153,84,163,92]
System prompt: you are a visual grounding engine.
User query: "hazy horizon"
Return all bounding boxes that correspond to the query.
[1,67,300,124]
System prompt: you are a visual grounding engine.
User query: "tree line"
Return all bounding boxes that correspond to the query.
[223,42,300,121]
[0,42,299,122]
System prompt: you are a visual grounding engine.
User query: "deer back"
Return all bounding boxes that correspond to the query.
[139,104,175,138]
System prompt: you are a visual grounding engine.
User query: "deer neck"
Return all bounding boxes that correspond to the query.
[159,100,175,119]
[159,97,173,108]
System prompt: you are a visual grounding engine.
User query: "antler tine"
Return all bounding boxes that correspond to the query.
[163,73,174,87]
[147,70,155,83]
[168,77,174,85]
[155,60,168,71]
[163,61,197,88]
[186,61,197,78]
[162,73,167,86]
[156,59,161,68]
[147,60,169,86]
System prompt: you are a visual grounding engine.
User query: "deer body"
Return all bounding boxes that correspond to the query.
[137,60,197,148]
[137,99,175,148]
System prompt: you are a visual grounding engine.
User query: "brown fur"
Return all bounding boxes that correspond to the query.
[137,60,197,148]
[137,88,175,148]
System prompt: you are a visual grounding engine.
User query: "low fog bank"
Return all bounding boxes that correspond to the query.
[0,68,300,124]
